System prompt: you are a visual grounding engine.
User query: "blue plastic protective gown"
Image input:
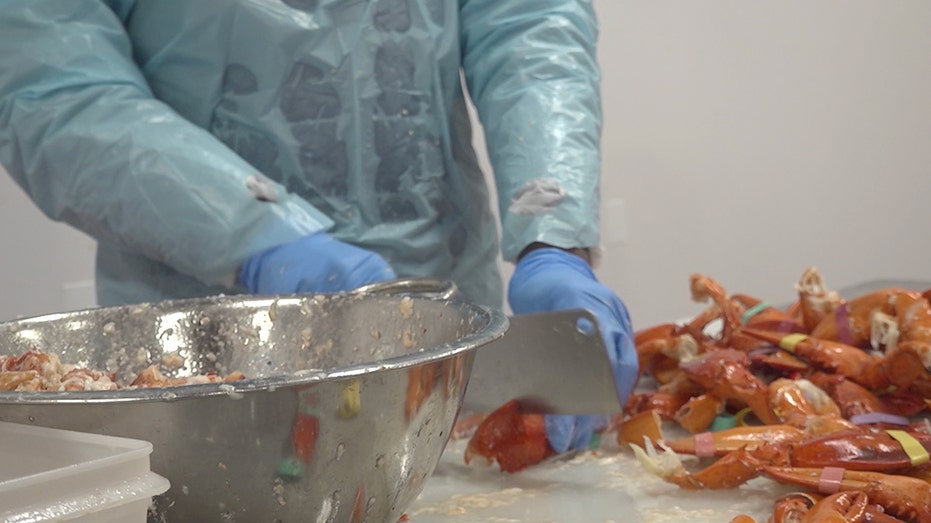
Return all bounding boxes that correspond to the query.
[0,0,602,309]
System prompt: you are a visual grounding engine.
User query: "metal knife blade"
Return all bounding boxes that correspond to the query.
[462,309,623,415]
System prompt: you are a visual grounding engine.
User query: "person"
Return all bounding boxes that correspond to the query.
[0,0,636,457]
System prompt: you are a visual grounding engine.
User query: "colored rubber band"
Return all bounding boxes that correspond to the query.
[338,378,362,418]
[886,429,930,466]
[779,333,809,353]
[849,412,910,426]
[588,432,602,451]
[776,320,797,333]
[818,466,845,494]
[741,302,770,325]
[694,432,716,458]
[835,302,855,346]
[710,414,737,432]
[734,407,754,427]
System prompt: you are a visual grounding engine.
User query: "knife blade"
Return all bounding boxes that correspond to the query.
[462,309,623,415]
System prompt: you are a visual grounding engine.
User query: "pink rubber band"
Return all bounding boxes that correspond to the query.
[777,320,798,333]
[849,412,911,426]
[694,432,715,458]
[835,302,855,346]
[818,466,845,494]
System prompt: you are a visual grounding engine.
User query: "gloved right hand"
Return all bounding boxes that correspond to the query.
[508,247,638,454]
[239,232,396,294]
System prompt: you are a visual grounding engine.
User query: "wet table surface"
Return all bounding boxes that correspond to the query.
[407,436,798,523]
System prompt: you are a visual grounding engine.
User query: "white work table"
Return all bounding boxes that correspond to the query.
[408,436,797,523]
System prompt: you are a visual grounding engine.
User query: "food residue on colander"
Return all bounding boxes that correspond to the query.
[402,327,415,349]
[399,296,414,319]
[272,478,286,506]
[161,352,185,369]
[301,328,313,348]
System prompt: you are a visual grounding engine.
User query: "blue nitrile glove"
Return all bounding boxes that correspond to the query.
[508,247,639,454]
[240,232,396,294]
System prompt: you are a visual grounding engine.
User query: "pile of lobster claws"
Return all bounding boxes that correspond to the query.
[623,267,931,523]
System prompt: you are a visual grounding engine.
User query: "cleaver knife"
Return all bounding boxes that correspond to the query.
[462,308,623,415]
[354,279,623,416]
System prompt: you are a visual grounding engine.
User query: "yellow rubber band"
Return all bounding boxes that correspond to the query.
[734,407,754,427]
[886,430,930,466]
[779,334,809,353]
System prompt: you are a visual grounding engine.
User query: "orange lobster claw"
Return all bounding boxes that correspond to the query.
[464,399,554,473]
[678,348,779,425]
[731,293,805,333]
[802,491,868,523]
[674,393,724,434]
[762,467,931,522]
[771,491,823,523]
[634,322,681,346]
[810,288,922,348]
[740,329,883,388]
[768,377,842,427]
[794,267,843,333]
[690,274,744,343]
[663,425,803,457]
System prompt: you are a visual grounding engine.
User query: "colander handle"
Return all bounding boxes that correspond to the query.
[353,278,460,300]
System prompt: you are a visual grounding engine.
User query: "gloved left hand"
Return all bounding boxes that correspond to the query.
[239,232,396,294]
[508,246,639,454]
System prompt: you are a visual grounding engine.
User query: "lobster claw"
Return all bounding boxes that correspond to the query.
[803,491,868,522]
[463,399,554,473]
[761,467,931,522]
[663,425,803,457]
[770,491,823,523]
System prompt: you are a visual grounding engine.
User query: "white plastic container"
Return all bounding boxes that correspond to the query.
[0,421,170,523]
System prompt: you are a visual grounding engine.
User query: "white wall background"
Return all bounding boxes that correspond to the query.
[0,174,96,321]
[595,0,931,326]
[2,1,931,327]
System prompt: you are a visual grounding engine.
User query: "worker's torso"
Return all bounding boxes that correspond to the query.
[104,0,503,307]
